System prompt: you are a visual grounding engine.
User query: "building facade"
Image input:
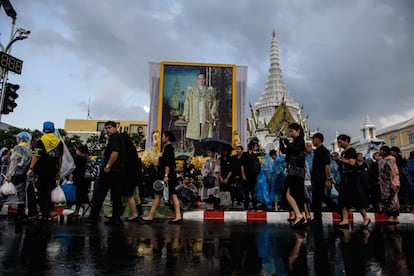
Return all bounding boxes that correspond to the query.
[376,118,414,157]
[64,119,148,149]
[347,115,385,158]
[330,116,414,158]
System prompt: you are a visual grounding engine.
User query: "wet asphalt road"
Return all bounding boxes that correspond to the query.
[0,218,414,275]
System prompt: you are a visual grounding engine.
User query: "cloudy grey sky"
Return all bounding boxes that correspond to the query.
[1,0,413,141]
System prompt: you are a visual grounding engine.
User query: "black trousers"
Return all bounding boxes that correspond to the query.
[243,176,257,209]
[312,180,341,218]
[89,170,123,221]
[36,173,56,218]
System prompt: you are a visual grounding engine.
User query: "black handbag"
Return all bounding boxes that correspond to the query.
[203,175,216,188]
[288,165,306,178]
[385,188,400,215]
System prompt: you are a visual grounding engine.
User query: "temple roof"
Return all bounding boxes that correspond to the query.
[267,98,297,133]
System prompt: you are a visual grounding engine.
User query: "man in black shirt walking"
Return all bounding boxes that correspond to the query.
[310,133,341,222]
[86,121,125,225]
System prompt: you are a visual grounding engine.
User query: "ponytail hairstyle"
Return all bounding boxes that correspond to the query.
[288,122,304,138]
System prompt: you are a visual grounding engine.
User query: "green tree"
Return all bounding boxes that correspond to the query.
[64,135,84,154]
[87,131,107,156]
[0,126,21,149]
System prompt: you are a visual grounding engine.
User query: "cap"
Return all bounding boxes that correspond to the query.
[43,121,55,133]
[15,131,32,142]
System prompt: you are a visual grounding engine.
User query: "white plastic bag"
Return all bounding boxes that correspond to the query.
[0,181,17,195]
[331,184,339,197]
[55,131,76,179]
[51,185,66,203]
[163,184,169,202]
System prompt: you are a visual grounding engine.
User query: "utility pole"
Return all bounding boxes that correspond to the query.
[0,0,30,122]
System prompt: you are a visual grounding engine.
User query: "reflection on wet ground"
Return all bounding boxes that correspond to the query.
[0,219,414,275]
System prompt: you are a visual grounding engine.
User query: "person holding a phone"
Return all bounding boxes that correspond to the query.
[279,123,307,228]
[331,134,370,229]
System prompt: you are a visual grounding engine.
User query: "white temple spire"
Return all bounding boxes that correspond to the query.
[255,30,300,126]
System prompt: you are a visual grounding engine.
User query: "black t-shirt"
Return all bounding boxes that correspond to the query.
[230,154,243,178]
[340,147,357,174]
[280,136,306,168]
[33,138,64,175]
[159,144,176,179]
[105,133,125,172]
[73,154,87,182]
[219,155,232,179]
[311,145,330,182]
[242,152,260,178]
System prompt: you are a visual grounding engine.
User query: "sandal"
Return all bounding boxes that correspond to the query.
[82,205,91,217]
[48,214,59,222]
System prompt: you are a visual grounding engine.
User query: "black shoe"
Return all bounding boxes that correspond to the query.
[361,218,371,229]
[308,218,322,224]
[168,218,183,224]
[104,219,121,226]
[291,217,306,228]
[124,216,140,222]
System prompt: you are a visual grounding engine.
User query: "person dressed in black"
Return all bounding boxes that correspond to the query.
[141,131,182,224]
[86,121,125,225]
[219,147,233,193]
[368,152,382,211]
[183,156,197,178]
[331,134,370,229]
[70,144,90,217]
[241,141,260,210]
[230,145,244,206]
[27,121,63,221]
[120,132,144,222]
[309,132,341,223]
[279,123,306,227]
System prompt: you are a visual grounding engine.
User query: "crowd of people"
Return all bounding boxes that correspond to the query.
[1,120,414,228]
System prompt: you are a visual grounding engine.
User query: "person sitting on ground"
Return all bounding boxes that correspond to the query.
[201,148,221,211]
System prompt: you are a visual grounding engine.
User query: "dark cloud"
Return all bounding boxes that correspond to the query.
[3,0,413,141]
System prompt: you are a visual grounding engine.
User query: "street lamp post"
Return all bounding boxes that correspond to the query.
[0,0,29,122]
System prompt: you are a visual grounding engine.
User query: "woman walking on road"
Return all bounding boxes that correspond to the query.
[280,123,307,228]
[331,134,370,229]
[379,146,400,224]
[140,131,182,224]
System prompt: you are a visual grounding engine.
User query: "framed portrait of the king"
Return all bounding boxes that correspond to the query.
[158,62,236,155]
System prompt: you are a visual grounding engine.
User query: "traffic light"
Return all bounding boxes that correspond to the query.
[1,83,19,114]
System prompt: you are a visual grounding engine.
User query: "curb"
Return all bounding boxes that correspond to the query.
[183,210,414,224]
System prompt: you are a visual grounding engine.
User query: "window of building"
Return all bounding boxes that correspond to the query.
[97,122,120,132]
[97,122,105,132]
[409,132,414,144]
[390,136,396,147]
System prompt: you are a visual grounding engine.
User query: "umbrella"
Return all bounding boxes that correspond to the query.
[176,154,191,161]
[198,138,233,155]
